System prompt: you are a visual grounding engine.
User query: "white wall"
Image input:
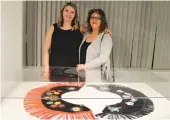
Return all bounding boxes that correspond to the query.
[1,1,24,98]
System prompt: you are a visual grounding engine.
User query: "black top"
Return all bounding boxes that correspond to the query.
[49,23,83,67]
[80,40,91,64]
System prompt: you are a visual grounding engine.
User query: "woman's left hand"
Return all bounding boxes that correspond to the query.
[104,28,112,37]
[76,64,85,72]
[80,25,88,34]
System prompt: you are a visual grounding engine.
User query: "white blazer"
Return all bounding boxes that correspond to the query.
[79,32,113,82]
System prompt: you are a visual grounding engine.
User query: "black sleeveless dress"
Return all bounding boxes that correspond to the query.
[49,23,83,67]
[49,23,83,82]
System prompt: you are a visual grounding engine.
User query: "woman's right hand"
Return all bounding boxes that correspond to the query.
[43,67,50,81]
[43,71,50,81]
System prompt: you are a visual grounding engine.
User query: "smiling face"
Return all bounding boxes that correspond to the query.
[87,9,108,33]
[90,12,101,31]
[63,6,75,22]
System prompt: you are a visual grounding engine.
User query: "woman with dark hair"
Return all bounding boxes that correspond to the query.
[77,9,114,82]
[43,2,111,82]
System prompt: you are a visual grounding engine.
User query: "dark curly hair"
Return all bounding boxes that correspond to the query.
[86,9,108,33]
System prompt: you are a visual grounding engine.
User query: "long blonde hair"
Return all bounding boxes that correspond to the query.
[57,2,80,30]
